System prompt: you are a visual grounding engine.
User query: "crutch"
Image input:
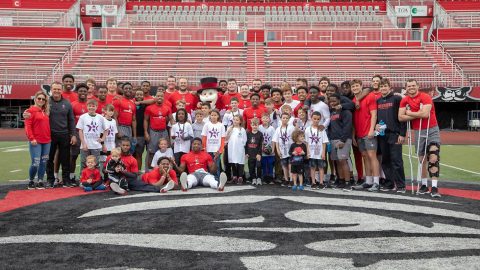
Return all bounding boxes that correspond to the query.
[415,103,431,195]
[406,120,415,194]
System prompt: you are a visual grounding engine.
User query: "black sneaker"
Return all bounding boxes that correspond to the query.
[379,177,386,186]
[287,181,293,188]
[335,180,346,189]
[396,187,406,194]
[311,183,317,189]
[417,185,430,195]
[281,180,288,187]
[27,181,36,190]
[430,187,441,198]
[356,178,365,185]
[349,177,355,186]
[36,182,45,189]
[318,183,326,189]
[380,185,395,192]
[352,182,372,190]
[333,179,339,188]
[343,181,352,191]
[70,177,79,187]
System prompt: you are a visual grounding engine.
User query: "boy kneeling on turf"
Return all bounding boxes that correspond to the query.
[80,155,106,192]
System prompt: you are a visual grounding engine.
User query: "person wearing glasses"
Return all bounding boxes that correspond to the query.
[25,91,52,189]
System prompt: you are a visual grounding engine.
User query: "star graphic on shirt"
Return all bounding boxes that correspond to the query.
[107,126,115,136]
[176,130,184,137]
[263,134,271,144]
[209,128,219,138]
[310,135,320,144]
[87,121,99,132]
[280,133,289,144]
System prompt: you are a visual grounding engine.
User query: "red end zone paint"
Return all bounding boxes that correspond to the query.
[0,188,106,213]
[406,186,480,201]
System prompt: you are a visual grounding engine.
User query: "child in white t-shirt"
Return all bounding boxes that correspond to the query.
[259,113,276,184]
[305,111,329,189]
[192,109,205,139]
[169,100,193,128]
[272,112,295,187]
[222,97,244,129]
[225,114,247,184]
[100,104,118,172]
[77,99,107,173]
[151,138,174,169]
[201,109,225,179]
[171,108,194,166]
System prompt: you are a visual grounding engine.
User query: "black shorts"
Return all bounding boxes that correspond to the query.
[291,164,304,174]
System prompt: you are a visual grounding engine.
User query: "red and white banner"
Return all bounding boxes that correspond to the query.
[0,84,42,100]
[102,5,118,16]
[86,5,102,16]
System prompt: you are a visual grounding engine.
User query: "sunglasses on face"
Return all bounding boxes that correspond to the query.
[37,97,46,101]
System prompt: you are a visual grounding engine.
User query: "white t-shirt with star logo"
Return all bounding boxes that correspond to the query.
[201,122,226,153]
[258,124,276,157]
[103,117,118,152]
[305,126,329,160]
[272,125,294,158]
[76,113,106,150]
[171,122,194,153]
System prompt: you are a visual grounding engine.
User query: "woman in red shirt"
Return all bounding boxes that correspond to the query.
[25,91,51,190]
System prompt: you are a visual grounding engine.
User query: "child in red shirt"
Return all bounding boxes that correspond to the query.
[80,155,106,192]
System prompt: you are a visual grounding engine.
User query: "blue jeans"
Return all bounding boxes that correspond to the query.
[29,142,51,181]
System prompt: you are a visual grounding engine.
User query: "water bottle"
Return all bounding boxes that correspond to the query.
[377,120,387,136]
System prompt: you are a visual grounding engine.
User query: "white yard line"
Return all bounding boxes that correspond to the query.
[9,169,21,173]
[402,153,480,175]
[0,144,25,150]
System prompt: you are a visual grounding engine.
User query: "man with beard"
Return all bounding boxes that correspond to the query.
[144,91,172,172]
[238,84,251,110]
[61,74,77,103]
[251,78,262,94]
[96,86,108,114]
[318,76,330,100]
[293,86,308,117]
[168,77,198,113]
[113,82,137,143]
[177,138,227,191]
[259,84,272,103]
[219,80,228,94]
[70,83,89,186]
[164,75,177,102]
[376,78,406,193]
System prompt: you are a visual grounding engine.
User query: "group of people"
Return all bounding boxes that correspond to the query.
[24,74,442,197]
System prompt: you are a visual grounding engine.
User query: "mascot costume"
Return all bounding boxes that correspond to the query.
[197,77,223,112]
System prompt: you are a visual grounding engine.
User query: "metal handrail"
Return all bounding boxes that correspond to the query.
[432,40,469,86]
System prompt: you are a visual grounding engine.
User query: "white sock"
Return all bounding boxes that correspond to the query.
[432,180,438,187]
[70,173,75,179]
[366,176,373,185]
[422,178,428,186]
[373,176,380,185]
[54,173,58,179]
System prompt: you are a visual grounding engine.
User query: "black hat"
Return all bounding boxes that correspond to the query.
[197,77,222,94]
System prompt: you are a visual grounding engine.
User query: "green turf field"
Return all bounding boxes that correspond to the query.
[0,142,479,184]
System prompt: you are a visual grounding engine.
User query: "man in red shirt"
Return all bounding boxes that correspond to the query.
[293,86,308,117]
[251,78,262,94]
[238,84,251,110]
[219,79,241,112]
[127,156,177,193]
[113,82,137,143]
[105,77,119,104]
[96,86,108,114]
[61,74,78,103]
[177,138,227,191]
[270,88,284,110]
[168,77,198,113]
[104,137,140,193]
[164,75,177,102]
[243,93,267,132]
[399,79,441,198]
[350,79,381,192]
[70,83,89,186]
[144,91,172,169]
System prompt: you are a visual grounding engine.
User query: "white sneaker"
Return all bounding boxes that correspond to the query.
[180,172,188,191]
[110,182,126,195]
[257,178,262,185]
[252,178,257,185]
[218,172,227,191]
[160,180,175,193]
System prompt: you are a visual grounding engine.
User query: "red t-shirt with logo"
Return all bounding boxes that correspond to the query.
[145,103,171,131]
[168,91,198,113]
[105,154,139,173]
[71,100,88,124]
[180,151,213,173]
[400,91,438,130]
[80,168,102,184]
[353,92,377,138]
[219,92,242,111]
[141,168,178,185]
[96,99,108,114]
[239,98,251,110]
[113,97,136,126]
[62,91,78,103]
[243,106,267,131]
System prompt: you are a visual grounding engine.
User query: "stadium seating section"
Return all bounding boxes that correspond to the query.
[0,0,479,88]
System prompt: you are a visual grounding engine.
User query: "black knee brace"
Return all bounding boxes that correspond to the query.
[427,142,440,177]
